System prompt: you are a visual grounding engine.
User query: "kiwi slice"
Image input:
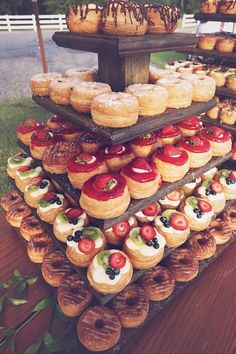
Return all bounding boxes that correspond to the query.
[218,169,230,178]
[162,209,176,220]
[28,185,39,192]
[38,199,51,208]
[82,227,100,240]
[129,227,145,246]
[97,250,111,268]
[20,169,34,177]
[57,212,68,224]
[9,157,24,165]
[202,179,213,188]
[187,196,199,208]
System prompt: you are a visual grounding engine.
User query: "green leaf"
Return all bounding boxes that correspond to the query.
[15,280,27,294]
[0,294,7,312]
[0,327,15,337]
[8,298,28,305]
[0,341,9,354]
[10,338,15,353]
[26,276,38,286]
[33,298,53,313]
[43,332,69,353]
[24,340,42,354]
[13,270,21,278]
[0,279,10,288]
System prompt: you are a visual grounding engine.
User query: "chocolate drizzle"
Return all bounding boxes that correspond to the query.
[201,0,218,11]
[146,3,180,31]
[219,0,236,10]
[66,3,100,20]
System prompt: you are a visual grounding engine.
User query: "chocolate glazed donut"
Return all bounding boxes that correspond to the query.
[20,214,45,241]
[208,217,233,243]
[186,231,216,260]
[0,191,22,211]
[6,202,32,228]
[166,248,199,282]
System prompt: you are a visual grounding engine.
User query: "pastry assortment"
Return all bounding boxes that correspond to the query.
[207,97,236,125]
[200,0,236,14]
[197,32,236,53]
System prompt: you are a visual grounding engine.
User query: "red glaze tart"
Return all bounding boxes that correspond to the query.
[80,173,131,219]
[199,126,232,156]
[99,144,134,171]
[79,132,103,154]
[177,117,203,137]
[58,124,84,142]
[157,124,181,146]
[17,119,44,146]
[129,132,160,158]
[46,115,67,131]
[30,129,62,160]
[177,136,212,168]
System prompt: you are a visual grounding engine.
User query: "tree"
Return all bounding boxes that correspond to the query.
[0,0,45,15]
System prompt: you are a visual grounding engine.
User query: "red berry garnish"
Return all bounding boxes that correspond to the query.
[167,190,180,201]
[161,124,177,135]
[163,144,182,158]
[24,118,37,127]
[95,174,115,191]
[109,252,126,269]
[109,144,124,154]
[37,129,49,140]
[142,204,158,217]
[44,192,55,201]
[18,166,31,172]
[65,208,84,219]
[132,157,152,172]
[229,171,236,181]
[140,225,156,240]
[170,213,188,231]
[76,153,93,163]
[112,220,130,238]
[211,181,223,193]
[198,200,212,213]
[78,238,95,254]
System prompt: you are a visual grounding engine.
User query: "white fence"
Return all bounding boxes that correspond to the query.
[181,14,197,28]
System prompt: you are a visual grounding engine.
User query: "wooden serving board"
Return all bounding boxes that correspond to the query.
[194,13,236,22]
[179,48,236,66]
[216,87,236,100]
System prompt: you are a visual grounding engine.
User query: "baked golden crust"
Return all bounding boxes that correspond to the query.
[20,214,45,241]
[0,191,22,212]
[68,164,108,190]
[157,78,193,109]
[66,4,102,34]
[186,231,216,260]
[30,72,62,96]
[181,74,216,102]
[208,217,233,243]
[49,77,79,105]
[146,4,180,34]
[166,248,199,282]
[197,34,218,50]
[27,232,54,263]
[6,202,32,228]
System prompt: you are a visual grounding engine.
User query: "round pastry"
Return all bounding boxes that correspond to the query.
[181,74,216,102]
[79,132,103,154]
[30,129,62,160]
[207,96,220,119]
[220,104,236,125]
[101,0,147,36]
[58,273,92,317]
[112,284,149,328]
[125,84,168,116]
[57,124,84,142]
[104,216,137,245]
[24,178,52,208]
[70,81,111,113]
[176,117,203,137]
[0,191,22,212]
[46,115,67,131]
[65,66,98,81]
[123,225,166,269]
[218,169,236,200]
[37,192,69,224]
[149,66,178,83]
[157,124,181,146]
[7,151,33,179]
[222,202,236,230]
[197,34,218,50]
[199,126,232,156]
[15,165,44,192]
[196,178,226,213]
[157,78,193,109]
[80,173,130,219]
[177,136,212,168]
[27,232,54,263]
[200,0,219,13]
[202,167,218,180]
[49,77,79,105]
[129,132,160,158]
[154,209,190,248]
[134,202,161,224]
[91,92,139,128]
[186,231,216,260]
[215,36,235,53]
[77,306,121,351]
[166,248,199,282]
[139,265,175,301]
[41,250,73,287]
[99,144,134,171]
[209,68,227,87]
[181,196,214,231]
[146,4,180,34]
[17,119,44,146]
[218,0,236,14]
[180,176,202,197]
[53,207,89,243]
[152,144,189,183]
[226,74,236,91]
[66,226,107,267]
[164,60,185,71]
[30,72,62,96]
[42,141,81,174]
[121,157,162,199]
[6,202,32,228]
[67,152,108,189]
[66,4,102,33]
[87,250,133,294]
[20,214,45,241]
[158,189,184,210]
[177,63,194,75]
[208,217,232,243]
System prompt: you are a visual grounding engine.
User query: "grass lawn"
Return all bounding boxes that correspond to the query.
[151,51,187,67]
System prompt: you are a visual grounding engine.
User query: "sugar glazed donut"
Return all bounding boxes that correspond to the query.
[42,250,73,287]
[30,72,62,96]
[157,78,193,108]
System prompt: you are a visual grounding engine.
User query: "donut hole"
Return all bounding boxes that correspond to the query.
[230,212,236,218]
[197,238,207,246]
[52,261,63,269]
[125,296,138,307]
[36,242,48,248]
[214,226,222,232]
[179,257,189,264]
[17,207,25,212]
[70,287,79,295]
[30,222,38,227]
[153,275,164,283]
[95,319,104,329]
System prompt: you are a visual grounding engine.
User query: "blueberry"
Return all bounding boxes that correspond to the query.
[197,213,202,219]
[50,199,55,204]
[146,240,153,246]
[211,191,216,196]
[160,216,167,223]
[69,219,74,224]
[226,177,230,182]
[192,179,196,183]
[153,243,160,249]
[106,268,113,275]
[198,210,203,216]
[113,268,120,275]
[22,153,29,158]
[109,274,115,280]
[226,180,230,185]
[230,179,235,184]
[67,235,74,242]
[72,218,78,225]
[164,221,171,228]
[75,230,82,237]
[39,182,46,189]
[73,234,81,242]
[160,197,165,200]
[56,199,62,205]
[193,208,199,214]
[205,190,211,196]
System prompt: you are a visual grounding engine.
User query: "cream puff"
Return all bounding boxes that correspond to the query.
[180,176,202,196]
[176,117,203,137]
[129,132,160,158]
[87,250,133,294]
[17,119,44,146]
[37,192,68,224]
[134,202,161,224]
[121,157,162,199]
[196,178,226,213]
[202,167,218,181]
[157,124,181,146]
[66,227,107,267]
[154,209,190,248]
[217,169,236,200]
[123,225,166,269]
[177,136,212,168]
[152,144,189,183]
[99,144,134,172]
[104,216,138,245]
[199,126,232,156]
[159,189,184,210]
[15,165,44,192]
[30,129,62,160]
[24,177,52,208]
[7,151,33,179]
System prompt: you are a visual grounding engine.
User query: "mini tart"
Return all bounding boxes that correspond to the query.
[129,132,160,158]
[66,4,102,34]
[17,119,44,146]
[157,124,181,146]
[7,151,33,179]
[66,226,107,267]
[166,248,199,282]
[209,67,227,87]
[180,176,202,197]
[15,165,44,192]
[220,104,236,125]
[124,226,166,269]
[30,129,62,160]
[157,78,193,109]
[196,178,226,213]
[79,132,103,154]
[180,196,214,231]
[46,115,67,131]
[99,144,134,172]
[87,250,133,294]
[80,173,131,219]
[135,202,161,224]
[154,209,190,248]
[65,66,98,81]
[24,178,52,208]
[208,217,232,244]
[158,189,184,210]
[217,169,236,200]
[57,125,84,142]
[121,157,162,199]
[104,216,138,245]
[27,232,54,263]
[37,192,69,224]
[202,167,218,180]
[30,72,62,96]
[53,207,89,243]
[0,191,22,212]
[49,77,79,105]
[186,231,216,260]
[176,117,203,137]
[177,136,212,168]
[152,144,189,183]
[6,202,32,228]
[20,214,45,241]
[199,126,232,156]
[146,4,180,34]
[226,74,236,91]
[67,152,108,189]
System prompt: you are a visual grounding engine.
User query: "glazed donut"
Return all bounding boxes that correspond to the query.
[125,84,168,116]
[166,248,199,282]
[91,92,139,128]
[6,202,32,228]
[181,74,216,102]
[157,78,193,108]
[46,115,67,131]
[66,4,102,34]
[77,306,121,352]
[30,72,62,96]
[0,191,22,212]
[186,231,216,260]
[218,0,236,14]
[200,0,219,13]
[27,232,54,263]
[17,119,44,146]
[139,265,175,301]
[41,250,73,287]
[57,273,92,317]
[65,66,98,81]
[215,37,235,53]
[197,34,218,50]
[208,217,232,243]
[149,66,179,83]
[79,132,104,154]
[222,202,236,230]
[112,284,149,328]
[70,81,111,113]
[146,4,180,34]
[20,214,45,241]
[49,77,79,105]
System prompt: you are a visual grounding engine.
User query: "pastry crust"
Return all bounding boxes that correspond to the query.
[222,202,236,230]
[157,78,193,108]
[152,157,189,182]
[15,167,44,192]
[68,162,108,190]
[226,75,236,91]
[186,231,216,260]
[37,195,69,224]
[20,214,45,241]
[30,72,62,96]
[6,202,32,228]
[27,233,54,263]
[205,138,232,156]
[154,222,190,248]
[104,216,138,245]
[0,191,22,212]
[215,37,235,53]
[180,148,212,168]
[166,248,199,282]
[49,77,79,105]
[17,120,45,146]
[66,4,102,33]
[24,179,53,209]
[181,74,216,102]
[121,171,161,199]
[200,0,218,13]
[7,154,33,179]
[218,0,236,14]
[197,34,217,50]
[209,70,227,87]
[220,105,236,125]
[208,217,232,243]
[146,4,180,34]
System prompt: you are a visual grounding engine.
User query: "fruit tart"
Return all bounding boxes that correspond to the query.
[46,115,67,131]
[87,250,133,294]
[99,144,134,172]
[24,177,53,208]
[159,189,184,210]
[104,216,138,245]
[17,118,44,146]
[180,176,202,196]
[154,209,190,248]
[80,173,130,219]
[67,152,108,189]
[157,124,181,146]
[217,169,236,200]
[202,167,218,180]
[196,178,226,213]
[121,157,162,199]
[123,225,166,269]
[30,128,62,160]
[134,202,161,224]
[15,165,44,192]
[199,126,232,156]
[129,132,160,158]
[177,136,212,168]
[176,117,203,137]
[7,151,33,179]
[37,192,69,224]
[66,226,107,267]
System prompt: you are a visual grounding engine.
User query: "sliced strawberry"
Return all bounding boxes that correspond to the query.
[143,132,156,140]
[18,166,31,172]
[229,171,236,181]
[140,225,156,240]
[109,144,124,154]
[112,220,130,238]
[77,153,93,163]
[65,208,84,219]
[213,126,224,137]
[142,204,158,216]
[78,238,95,254]
[163,144,181,158]
[198,199,212,213]
[170,213,188,231]
[44,192,55,201]
[132,157,152,172]
[109,252,126,269]
[37,129,49,140]
[95,174,113,190]
[211,181,223,193]
[167,190,180,201]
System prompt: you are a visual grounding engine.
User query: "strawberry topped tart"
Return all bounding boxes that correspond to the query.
[176,117,203,137]
[177,136,212,168]
[158,124,181,146]
[217,169,236,200]
[135,202,161,224]
[121,157,162,199]
[180,176,202,196]
[30,128,62,160]
[196,178,226,213]
[129,132,159,158]
[159,189,184,210]
[99,144,134,171]
[7,151,33,179]
[199,126,232,156]
[67,152,108,189]
[17,118,44,146]
[24,177,52,208]
[152,144,189,182]
[104,216,138,245]
[37,191,68,224]
[80,173,130,219]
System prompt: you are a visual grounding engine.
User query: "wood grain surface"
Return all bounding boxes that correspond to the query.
[216,87,236,100]
[179,48,236,65]
[194,12,236,22]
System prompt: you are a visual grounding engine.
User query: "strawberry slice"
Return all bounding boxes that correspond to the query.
[198,200,212,213]
[78,238,95,254]
[140,225,156,240]
[112,220,130,238]
[170,213,188,230]
[211,180,223,193]
[142,203,158,216]
[213,126,224,137]
[229,171,236,181]
[132,157,152,172]
[18,166,31,172]
[167,190,180,201]
[109,144,124,154]
[163,144,181,158]
[95,174,115,191]
[37,129,49,140]
[76,153,93,163]
[65,208,84,219]
[44,192,55,201]
[109,252,126,269]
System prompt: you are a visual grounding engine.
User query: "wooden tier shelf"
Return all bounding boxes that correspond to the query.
[216,87,236,100]
[178,48,236,64]
[32,95,216,145]
[194,13,236,22]
[201,115,236,135]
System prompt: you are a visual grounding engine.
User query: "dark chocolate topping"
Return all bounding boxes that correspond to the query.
[146,3,180,31]
[66,3,100,20]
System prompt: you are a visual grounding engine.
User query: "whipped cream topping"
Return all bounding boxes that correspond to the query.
[126,229,166,257]
[8,156,33,169]
[38,194,64,212]
[106,216,136,233]
[132,167,150,174]
[184,204,213,223]
[104,146,125,155]
[135,210,156,221]
[16,166,42,180]
[202,167,217,179]
[67,235,103,255]
[220,177,236,192]
[184,176,201,189]
[76,155,96,164]
[198,186,225,202]
[159,197,180,207]
[55,210,87,233]
[154,216,188,234]
[25,180,50,198]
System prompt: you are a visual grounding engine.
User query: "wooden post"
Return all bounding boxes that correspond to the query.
[32,0,48,73]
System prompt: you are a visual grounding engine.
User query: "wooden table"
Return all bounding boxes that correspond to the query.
[0,211,236,354]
